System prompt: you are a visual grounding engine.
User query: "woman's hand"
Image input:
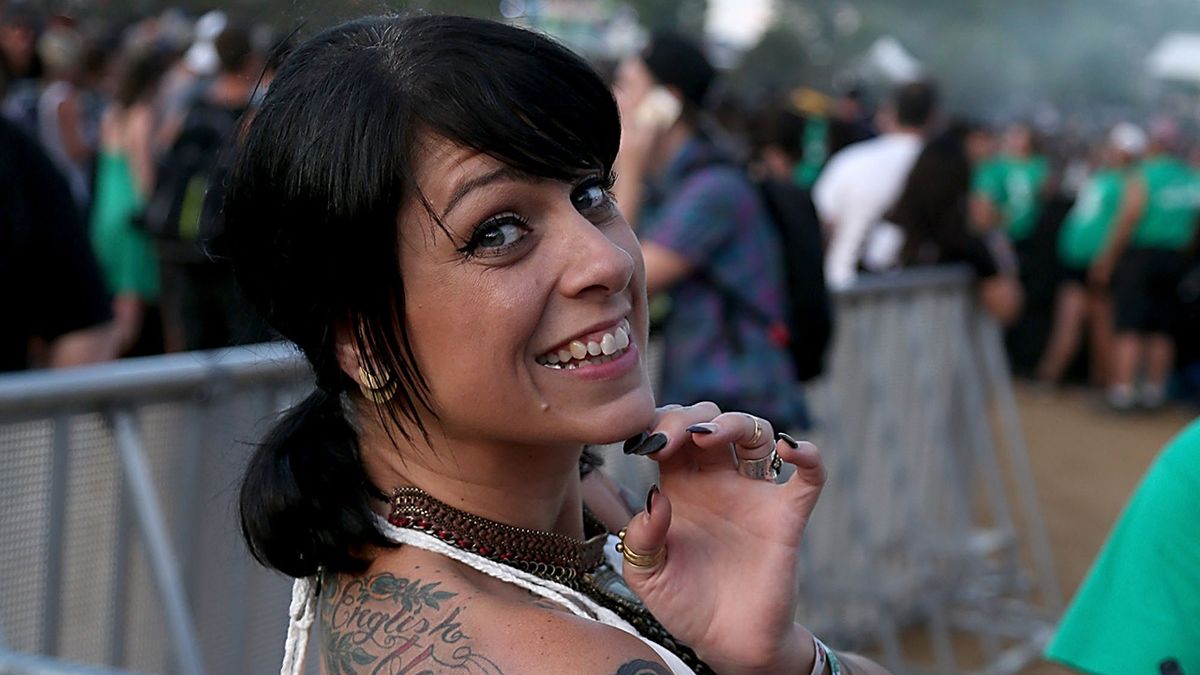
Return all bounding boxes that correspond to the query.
[618,403,826,674]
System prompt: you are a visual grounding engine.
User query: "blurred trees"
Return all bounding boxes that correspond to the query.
[734,0,1200,117]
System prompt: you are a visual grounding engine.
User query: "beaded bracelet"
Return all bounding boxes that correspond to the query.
[809,635,842,675]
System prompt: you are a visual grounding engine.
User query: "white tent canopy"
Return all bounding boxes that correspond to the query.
[1148,32,1200,83]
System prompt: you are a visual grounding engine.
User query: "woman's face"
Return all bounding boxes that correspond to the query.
[394,136,656,449]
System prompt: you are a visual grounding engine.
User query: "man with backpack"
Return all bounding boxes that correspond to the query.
[613,33,810,431]
[147,21,267,351]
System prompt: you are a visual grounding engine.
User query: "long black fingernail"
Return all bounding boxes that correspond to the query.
[623,432,649,454]
[686,423,716,434]
[776,432,800,448]
[632,432,669,456]
[645,484,659,515]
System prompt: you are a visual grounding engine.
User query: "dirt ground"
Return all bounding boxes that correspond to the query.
[986,383,1194,674]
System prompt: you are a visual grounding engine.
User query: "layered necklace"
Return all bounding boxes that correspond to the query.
[379,486,715,675]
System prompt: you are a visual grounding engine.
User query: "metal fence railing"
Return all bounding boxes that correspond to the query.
[0,267,1058,675]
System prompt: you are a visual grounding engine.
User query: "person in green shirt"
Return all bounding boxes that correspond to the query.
[972,121,1051,244]
[1045,416,1200,674]
[1090,121,1200,410]
[1036,124,1145,386]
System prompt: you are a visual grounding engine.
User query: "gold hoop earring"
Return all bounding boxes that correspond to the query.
[357,366,396,403]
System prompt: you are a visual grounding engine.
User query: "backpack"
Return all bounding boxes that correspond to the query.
[140,99,243,252]
[671,159,833,382]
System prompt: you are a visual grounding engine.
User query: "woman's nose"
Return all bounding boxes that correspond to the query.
[557,212,636,300]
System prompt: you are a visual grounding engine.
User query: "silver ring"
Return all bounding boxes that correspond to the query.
[738,450,783,481]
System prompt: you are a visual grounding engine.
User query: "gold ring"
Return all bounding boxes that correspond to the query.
[748,415,763,447]
[616,528,666,569]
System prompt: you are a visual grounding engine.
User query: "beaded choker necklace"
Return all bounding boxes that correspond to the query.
[378,485,715,675]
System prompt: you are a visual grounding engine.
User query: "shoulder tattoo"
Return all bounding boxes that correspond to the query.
[319,572,503,674]
[614,660,672,675]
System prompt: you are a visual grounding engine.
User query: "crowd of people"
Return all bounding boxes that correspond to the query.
[1,5,284,370]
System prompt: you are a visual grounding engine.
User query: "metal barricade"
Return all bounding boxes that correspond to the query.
[798,267,1059,674]
[0,345,311,675]
[0,267,1058,675]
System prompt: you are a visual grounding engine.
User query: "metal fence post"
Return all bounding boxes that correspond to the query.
[110,409,206,675]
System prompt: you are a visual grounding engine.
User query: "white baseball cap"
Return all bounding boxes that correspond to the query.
[1109,122,1148,156]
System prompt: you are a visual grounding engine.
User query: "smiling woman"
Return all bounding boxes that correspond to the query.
[224,13,885,675]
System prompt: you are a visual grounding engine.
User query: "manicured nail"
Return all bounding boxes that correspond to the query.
[632,432,669,456]
[645,484,660,516]
[776,432,800,448]
[686,423,717,435]
[623,432,649,454]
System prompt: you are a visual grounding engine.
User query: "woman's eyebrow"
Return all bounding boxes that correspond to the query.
[441,166,539,219]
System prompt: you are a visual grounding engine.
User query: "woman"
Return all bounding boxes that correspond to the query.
[89,47,167,356]
[227,15,885,675]
[861,131,1022,324]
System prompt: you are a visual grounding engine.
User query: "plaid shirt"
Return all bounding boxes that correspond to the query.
[641,137,809,430]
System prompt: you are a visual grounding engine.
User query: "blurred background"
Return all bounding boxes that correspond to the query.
[2,1,1199,674]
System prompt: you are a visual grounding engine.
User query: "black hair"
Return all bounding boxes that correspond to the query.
[214,22,252,74]
[892,79,938,129]
[641,31,715,117]
[884,130,972,266]
[113,47,168,108]
[746,102,806,163]
[224,14,621,578]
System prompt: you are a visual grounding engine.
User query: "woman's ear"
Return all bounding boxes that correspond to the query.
[335,321,365,387]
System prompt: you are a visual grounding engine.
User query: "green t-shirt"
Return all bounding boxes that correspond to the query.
[793,116,830,189]
[1058,169,1125,268]
[973,155,1049,242]
[1131,156,1200,251]
[89,150,160,300]
[1045,417,1200,674]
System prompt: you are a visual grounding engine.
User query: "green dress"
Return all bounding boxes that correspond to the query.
[1045,418,1200,673]
[973,155,1049,242]
[89,149,160,301]
[1058,168,1124,269]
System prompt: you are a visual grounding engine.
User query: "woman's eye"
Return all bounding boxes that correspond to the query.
[458,214,530,259]
[571,179,613,213]
[477,222,525,249]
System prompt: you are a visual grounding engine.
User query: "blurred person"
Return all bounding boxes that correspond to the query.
[0,112,115,371]
[972,121,1050,249]
[613,33,808,430]
[859,131,1022,324]
[36,24,93,210]
[150,20,267,352]
[826,85,874,157]
[1090,119,1200,410]
[1035,123,1146,387]
[813,79,939,289]
[151,9,223,154]
[89,47,170,357]
[0,2,41,131]
[1045,416,1200,673]
[745,102,833,382]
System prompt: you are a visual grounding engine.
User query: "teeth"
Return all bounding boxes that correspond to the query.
[539,319,634,369]
[615,326,630,350]
[600,333,616,355]
[569,341,588,360]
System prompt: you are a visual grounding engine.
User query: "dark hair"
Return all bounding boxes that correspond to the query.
[892,79,938,129]
[224,14,621,578]
[113,48,168,108]
[746,103,806,163]
[641,31,715,115]
[884,131,972,266]
[214,22,252,74]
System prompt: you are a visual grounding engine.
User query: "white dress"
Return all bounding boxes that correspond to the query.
[278,516,696,675]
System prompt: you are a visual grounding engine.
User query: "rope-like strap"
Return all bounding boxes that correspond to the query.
[280,575,318,675]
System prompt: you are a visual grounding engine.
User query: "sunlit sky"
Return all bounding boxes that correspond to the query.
[706,0,775,46]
